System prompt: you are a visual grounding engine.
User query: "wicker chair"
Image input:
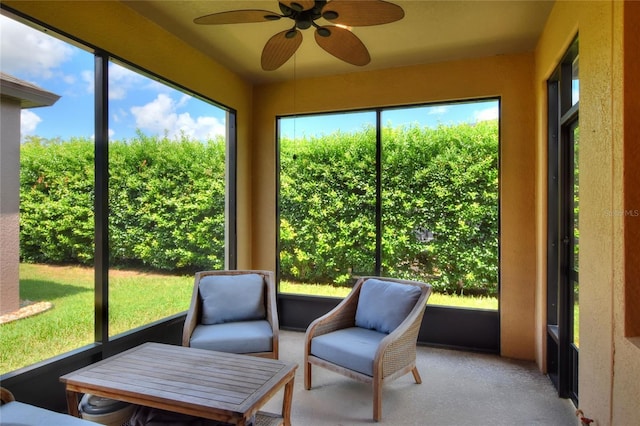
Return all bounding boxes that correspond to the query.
[304,276,432,421]
[182,270,279,359]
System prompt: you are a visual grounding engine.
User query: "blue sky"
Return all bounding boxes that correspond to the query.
[0,14,226,141]
[279,100,500,139]
[2,13,500,142]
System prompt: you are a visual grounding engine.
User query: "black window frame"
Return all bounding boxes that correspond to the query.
[546,36,579,405]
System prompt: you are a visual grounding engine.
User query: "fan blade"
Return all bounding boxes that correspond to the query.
[280,1,316,12]
[322,0,404,26]
[314,26,370,66]
[194,10,281,25]
[262,29,303,70]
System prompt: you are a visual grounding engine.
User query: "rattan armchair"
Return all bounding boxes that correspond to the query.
[304,276,432,421]
[182,270,279,359]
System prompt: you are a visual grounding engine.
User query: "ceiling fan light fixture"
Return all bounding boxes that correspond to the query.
[322,11,339,20]
[316,27,331,37]
[285,28,299,38]
[289,2,305,12]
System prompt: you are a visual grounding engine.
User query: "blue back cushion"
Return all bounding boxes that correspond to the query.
[199,273,265,325]
[354,279,422,333]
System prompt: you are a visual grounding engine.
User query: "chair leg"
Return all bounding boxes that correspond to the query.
[411,366,422,384]
[304,359,312,390]
[373,379,382,421]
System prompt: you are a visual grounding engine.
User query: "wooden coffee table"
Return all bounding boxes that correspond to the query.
[60,343,297,426]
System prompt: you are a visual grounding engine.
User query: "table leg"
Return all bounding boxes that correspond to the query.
[66,390,80,417]
[282,376,295,426]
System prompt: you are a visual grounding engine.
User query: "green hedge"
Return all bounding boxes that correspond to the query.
[20,121,498,294]
[20,133,226,272]
[280,121,499,295]
[20,137,95,264]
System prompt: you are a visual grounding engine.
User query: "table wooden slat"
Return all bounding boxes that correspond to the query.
[60,343,297,425]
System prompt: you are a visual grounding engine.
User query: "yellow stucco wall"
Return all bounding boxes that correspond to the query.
[253,53,538,360]
[2,0,256,266]
[535,1,640,424]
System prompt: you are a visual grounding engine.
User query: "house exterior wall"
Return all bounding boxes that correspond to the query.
[0,99,21,315]
[253,53,538,361]
[534,1,640,424]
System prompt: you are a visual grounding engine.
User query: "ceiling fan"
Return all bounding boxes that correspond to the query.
[194,0,404,71]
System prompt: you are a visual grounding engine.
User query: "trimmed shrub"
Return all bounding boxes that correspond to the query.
[280,121,499,295]
[20,121,498,294]
[20,133,225,273]
[20,137,95,264]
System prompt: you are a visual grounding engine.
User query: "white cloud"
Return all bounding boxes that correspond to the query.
[474,106,499,122]
[20,109,42,137]
[62,74,76,85]
[108,63,145,100]
[0,15,74,81]
[112,107,129,124]
[176,94,190,109]
[428,106,450,115]
[81,70,94,95]
[131,94,224,140]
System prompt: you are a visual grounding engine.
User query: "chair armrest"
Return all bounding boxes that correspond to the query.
[263,271,280,358]
[305,280,363,340]
[182,275,202,347]
[1,387,15,404]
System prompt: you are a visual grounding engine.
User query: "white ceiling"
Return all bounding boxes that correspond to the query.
[122,0,555,85]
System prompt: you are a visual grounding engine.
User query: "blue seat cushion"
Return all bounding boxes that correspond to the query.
[189,320,273,354]
[199,273,265,325]
[310,327,387,376]
[355,279,422,333]
[1,401,99,425]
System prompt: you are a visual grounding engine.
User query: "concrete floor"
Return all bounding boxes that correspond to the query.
[261,330,579,425]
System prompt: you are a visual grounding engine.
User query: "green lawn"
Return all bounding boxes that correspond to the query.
[1,264,497,374]
[279,281,498,309]
[1,264,193,374]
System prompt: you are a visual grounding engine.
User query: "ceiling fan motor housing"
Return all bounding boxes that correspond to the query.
[279,0,331,32]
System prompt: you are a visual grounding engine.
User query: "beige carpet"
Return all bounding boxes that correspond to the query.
[261,330,579,425]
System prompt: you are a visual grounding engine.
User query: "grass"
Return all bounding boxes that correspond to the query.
[279,281,498,310]
[1,264,193,374]
[1,264,497,374]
